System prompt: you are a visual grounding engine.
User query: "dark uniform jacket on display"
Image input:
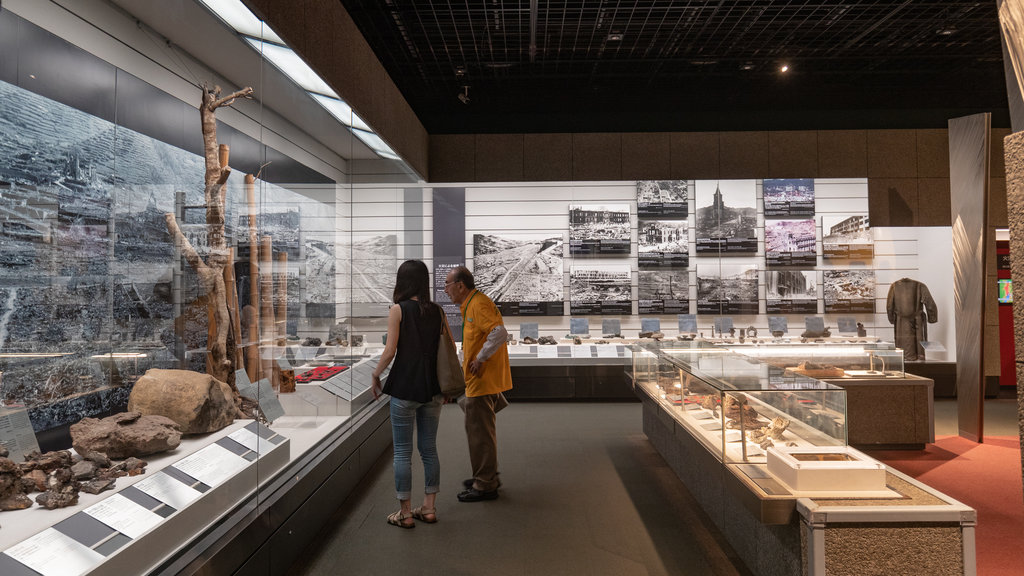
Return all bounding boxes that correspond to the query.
[885,278,938,361]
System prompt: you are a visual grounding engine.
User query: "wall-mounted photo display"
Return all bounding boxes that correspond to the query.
[638,219,689,269]
[821,214,873,261]
[303,234,337,317]
[765,270,818,314]
[236,209,300,259]
[696,263,759,314]
[473,233,564,316]
[764,219,817,267]
[763,178,815,218]
[569,204,631,255]
[823,269,876,313]
[694,180,758,253]
[636,180,689,218]
[638,270,689,314]
[569,265,632,315]
[338,234,398,316]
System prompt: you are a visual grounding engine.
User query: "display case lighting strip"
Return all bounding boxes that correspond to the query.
[197,0,400,161]
[730,346,867,357]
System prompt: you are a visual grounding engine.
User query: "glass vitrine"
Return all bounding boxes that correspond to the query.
[721,343,905,378]
[631,341,848,465]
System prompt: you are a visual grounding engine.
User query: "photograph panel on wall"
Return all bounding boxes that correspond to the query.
[473,233,564,316]
[821,214,873,261]
[763,178,815,218]
[638,219,689,269]
[765,270,818,314]
[764,219,817,267]
[569,265,632,315]
[568,204,630,255]
[694,180,757,253]
[639,270,689,314]
[637,180,688,218]
[823,269,876,313]
[696,263,759,315]
[236,209,300,260]
[337,233,397,316]
[303,234,336,318]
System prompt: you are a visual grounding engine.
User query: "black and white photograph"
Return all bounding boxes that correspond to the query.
[696,264,759,315]
[304,235,336,317]
[823,269,876,313]
[638,219,689,269]
[0,76,337,407]
[763,178,815,218]
[765,270,818,314]
[569,204,631,255]
[764,219,817,267]
[639,270,689,314]
[636,180,688,218]
[821,214,873,261]
[237,209,300,259]
[694,180,758,253]
[337,234,397,316]
[569,265,632,315]
[473,233,564,316]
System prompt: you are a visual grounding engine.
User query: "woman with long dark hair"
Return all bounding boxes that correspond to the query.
[371,259,446,528]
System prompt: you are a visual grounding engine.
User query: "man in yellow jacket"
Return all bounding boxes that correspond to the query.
[444,266,512,502]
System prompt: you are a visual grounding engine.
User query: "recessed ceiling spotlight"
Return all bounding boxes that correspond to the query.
[780,64,790,73]
[936,27,957,36]
[607,33,623,41]
[739,62,755,71]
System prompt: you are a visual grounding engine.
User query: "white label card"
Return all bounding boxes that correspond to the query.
[571,345,594,358]
[134,472,202,509]
[4,528,104,576]
[536,346,559,358]
[228,428,265,454]
[174,443,249,487]
[595,345,620,358]
[83,493,163,539]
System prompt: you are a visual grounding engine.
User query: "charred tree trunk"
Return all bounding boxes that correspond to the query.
[165,84,253,386]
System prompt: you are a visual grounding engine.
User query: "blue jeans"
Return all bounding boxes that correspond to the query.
[390,395,443,500]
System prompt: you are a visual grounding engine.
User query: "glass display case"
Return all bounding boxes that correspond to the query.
[720,343,906,379]
[631,341,848,466]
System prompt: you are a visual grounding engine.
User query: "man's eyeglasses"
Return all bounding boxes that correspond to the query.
[444,280,460,287]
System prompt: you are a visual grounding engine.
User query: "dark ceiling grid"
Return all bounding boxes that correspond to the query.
[339,0,1009,133]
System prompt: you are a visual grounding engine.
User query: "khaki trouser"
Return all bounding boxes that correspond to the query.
[464,393,500,491]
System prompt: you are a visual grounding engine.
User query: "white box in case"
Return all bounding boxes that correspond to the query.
[766,445,886,493]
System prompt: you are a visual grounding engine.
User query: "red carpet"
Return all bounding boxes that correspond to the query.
[866,436,1024,576]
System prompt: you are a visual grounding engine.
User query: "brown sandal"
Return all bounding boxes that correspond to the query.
[387,510,415,529]
[411,506,437,523]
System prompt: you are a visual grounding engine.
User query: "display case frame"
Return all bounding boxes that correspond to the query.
[631,341,849,468]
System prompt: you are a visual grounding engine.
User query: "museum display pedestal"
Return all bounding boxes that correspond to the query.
[638,386,976,575]
[507,344,635,400]
[821,374,934,449]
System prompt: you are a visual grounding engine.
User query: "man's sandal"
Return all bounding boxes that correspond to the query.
[411,506,437,523]
[387,510,415,529]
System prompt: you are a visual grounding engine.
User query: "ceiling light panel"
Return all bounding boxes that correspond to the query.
[242,36,338,98]
[310,93,373,131]
[352,129,401,160]
[196,0,286,45]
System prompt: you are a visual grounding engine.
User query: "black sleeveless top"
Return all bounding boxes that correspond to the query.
[384,299,443,402]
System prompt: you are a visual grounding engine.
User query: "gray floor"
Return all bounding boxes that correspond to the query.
[287,398,1019,576]
[286,402,750,576]
[934,397,1020,436]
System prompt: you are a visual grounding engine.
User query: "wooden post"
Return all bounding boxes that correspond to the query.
[223,247,244,372]
[260,235,277,388]
[245,174,261,382]
[276,252,288,341]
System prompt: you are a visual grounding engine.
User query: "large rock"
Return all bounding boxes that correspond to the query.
[71,412,181,459]
[128,369,237,434]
